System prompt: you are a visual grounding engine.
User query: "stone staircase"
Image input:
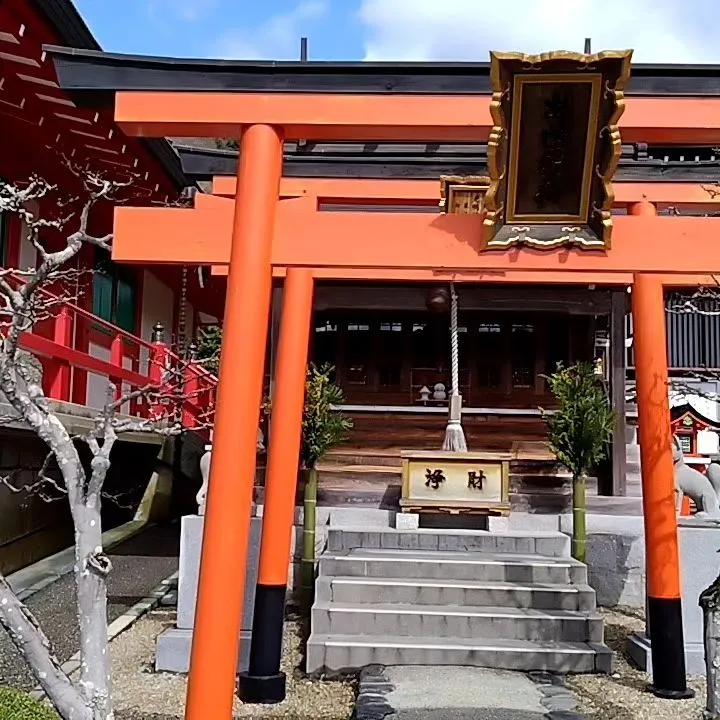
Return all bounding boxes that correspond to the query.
[307,527,612,675]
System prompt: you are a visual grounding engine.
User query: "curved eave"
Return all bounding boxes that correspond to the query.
[32,12,190,190]
[671,402,720,430]
[44,45,720,105]
[174,143,720,183]
[35,0,101,50]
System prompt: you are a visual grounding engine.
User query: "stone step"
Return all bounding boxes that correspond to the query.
[327,528,571,557]
[322,450,402,468]
[317,467,401,485]
[312,601,604,642]
[316,576,597,611]
[318,549,588,585]
[306,634,613,675]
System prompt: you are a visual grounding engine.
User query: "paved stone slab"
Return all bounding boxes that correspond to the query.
[384,666,547,715]
[355,665,584,720]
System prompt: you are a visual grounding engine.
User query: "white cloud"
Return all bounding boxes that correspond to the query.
[358,0,720,63]
[214,1,327,60]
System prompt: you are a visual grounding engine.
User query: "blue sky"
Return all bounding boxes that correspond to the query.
[73,0,364,60]
[72,0,720,64]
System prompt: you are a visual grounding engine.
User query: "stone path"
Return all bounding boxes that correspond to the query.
[0,522,179,690]
[355,666,583,720]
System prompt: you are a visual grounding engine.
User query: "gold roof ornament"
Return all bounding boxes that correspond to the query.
[482,49,633,251]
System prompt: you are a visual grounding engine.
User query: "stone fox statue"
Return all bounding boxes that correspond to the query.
[672,435,720,516]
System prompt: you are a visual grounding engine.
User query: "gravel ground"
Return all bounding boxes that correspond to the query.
[111,608,356,720]
[0,524,179,690]
[568,607,706,720]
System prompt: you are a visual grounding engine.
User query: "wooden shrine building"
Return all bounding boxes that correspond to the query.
[43,44,720,716]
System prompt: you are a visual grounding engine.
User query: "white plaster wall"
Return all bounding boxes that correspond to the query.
[85,343,135,413]
[87,342,111,410]
[140,270,175,374]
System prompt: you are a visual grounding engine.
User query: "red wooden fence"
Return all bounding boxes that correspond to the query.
[9,275,217,436]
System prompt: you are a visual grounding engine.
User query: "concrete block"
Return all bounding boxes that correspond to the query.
[488,516,510,532]
[307,635,604,675]
[625,519,720,677]
[326,577,594,611]
[330,508,394,528]
[395,513,420,530]
[176,514,261,631]
[312,602,603,642]
[156,627,251,674]
[679,520,720,648]
[507,513,562,532]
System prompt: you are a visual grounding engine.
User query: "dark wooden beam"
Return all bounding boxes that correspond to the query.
[45,45,720,102]
[175,143,720,183]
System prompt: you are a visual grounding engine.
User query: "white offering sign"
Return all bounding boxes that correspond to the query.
[400,450,511,516]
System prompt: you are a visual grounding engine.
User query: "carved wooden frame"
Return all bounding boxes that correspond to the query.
[482,49,633,251]
[439,175,491,214]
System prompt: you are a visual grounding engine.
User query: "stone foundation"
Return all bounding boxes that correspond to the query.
[627,517,720,677]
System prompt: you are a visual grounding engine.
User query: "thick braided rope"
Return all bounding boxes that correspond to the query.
[450,282,459,397]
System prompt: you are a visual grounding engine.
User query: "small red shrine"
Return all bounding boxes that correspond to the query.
[672,403,720,458]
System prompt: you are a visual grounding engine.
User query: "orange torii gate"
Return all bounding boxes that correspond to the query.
[46,45,720,719]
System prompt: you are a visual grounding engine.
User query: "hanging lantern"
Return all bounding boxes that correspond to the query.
[426,285,450,313]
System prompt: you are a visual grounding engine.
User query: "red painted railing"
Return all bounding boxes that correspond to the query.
[9,276,217,435]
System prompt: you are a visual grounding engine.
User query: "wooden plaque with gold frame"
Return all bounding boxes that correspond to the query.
[440,175,490,214]
[400,450,511,516]
[482,49,633,251]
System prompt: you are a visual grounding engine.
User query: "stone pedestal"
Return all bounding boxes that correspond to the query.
[156,514,262,673]
[627,517,720,676]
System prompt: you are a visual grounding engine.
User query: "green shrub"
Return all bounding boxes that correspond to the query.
[541,362,614,563]
[0,687,59,720]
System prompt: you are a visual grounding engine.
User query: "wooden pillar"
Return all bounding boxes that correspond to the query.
[630,200,692,700]
[185,124,283,720]
[610,289,628,496]
[47,306,73,401]
[238,268,314,703]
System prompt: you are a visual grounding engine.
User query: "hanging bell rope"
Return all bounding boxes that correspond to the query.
[442,282,468,452]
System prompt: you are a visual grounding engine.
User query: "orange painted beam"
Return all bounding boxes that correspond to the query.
[209,265,635,284]
[116,92,720,144]
[211,176,720,209]
[209,265,718,288]
[113,202,720,278]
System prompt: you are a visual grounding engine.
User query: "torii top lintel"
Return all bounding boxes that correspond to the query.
[44,45,720,144]
[111,92,720,144]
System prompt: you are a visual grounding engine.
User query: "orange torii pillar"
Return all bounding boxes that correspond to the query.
[184,124,283,720]
[238,267,315,703]
[630,201,693,699]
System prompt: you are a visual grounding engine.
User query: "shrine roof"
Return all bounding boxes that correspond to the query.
[671,402,720,429]
[173,141,720,183]
[45,46,720,103]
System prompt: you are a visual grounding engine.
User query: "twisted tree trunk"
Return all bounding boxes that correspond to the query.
[74,503,112,718]
[0,576,90,720]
